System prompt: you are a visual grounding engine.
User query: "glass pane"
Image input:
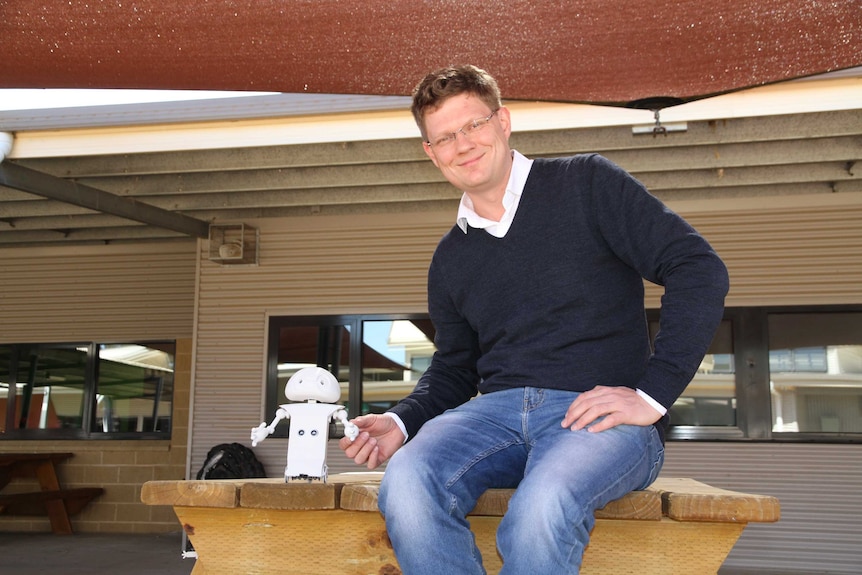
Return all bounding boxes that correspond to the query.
[769,312,862,433]
[275,324,351,406]
[0,344,87,433]
[94,343,175,433]
[361,319,436,414]
[661,320,737,427]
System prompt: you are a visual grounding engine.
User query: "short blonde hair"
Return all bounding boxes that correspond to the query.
[411,65,502,141]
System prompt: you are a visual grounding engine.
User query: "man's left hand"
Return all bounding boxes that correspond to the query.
[562,386,662,433]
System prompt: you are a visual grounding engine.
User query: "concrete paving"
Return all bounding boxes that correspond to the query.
[0,531,193,575]
[0,530,840,575]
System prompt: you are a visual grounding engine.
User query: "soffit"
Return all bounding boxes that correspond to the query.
[1,107,860,248]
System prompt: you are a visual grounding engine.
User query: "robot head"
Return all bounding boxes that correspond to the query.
[285,366,341,403]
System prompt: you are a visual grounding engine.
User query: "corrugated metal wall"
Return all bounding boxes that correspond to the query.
[0,241,196,342]
[645,193,862,308]
[662,442,862,574]
[191,193,862,572]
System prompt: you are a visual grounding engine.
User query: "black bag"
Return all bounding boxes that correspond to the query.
[196,442,266,480]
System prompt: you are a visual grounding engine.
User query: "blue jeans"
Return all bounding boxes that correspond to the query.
[379,387,665,574]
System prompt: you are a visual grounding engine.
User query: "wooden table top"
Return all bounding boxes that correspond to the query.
[142,473,780,524]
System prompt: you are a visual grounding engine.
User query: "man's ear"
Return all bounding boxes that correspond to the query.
[422,141,440,168]
[497,106,513,139]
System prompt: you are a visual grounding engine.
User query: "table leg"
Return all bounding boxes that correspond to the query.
[35,460,73,534]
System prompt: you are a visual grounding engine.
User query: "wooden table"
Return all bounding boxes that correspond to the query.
[0,452,103,534]
[142,473,779,575]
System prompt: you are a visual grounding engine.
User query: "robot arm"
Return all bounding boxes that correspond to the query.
[251,407,289,447]
[333,408,358,441]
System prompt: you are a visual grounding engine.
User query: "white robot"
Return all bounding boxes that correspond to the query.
[251,366,358,482]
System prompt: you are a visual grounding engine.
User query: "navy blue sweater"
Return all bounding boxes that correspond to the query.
[391,154,729,440]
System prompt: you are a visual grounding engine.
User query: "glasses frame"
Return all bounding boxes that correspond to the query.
[425,109,499,149]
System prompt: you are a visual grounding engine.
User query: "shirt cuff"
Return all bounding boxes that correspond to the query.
[636,389,668,416]
[383,411,409,443]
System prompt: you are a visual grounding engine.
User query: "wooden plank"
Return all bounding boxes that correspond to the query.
[596,489,662,520]
[470,488,514,517]
[650,477,781,523]
[141,480,240,508]
[339,484,380,513]
[241,482,339,510]
[32,457,72,533]
[0,452,74,466]
[0,453,76,534]
[581,518,746,575]
[242,473,385,510]
[438,516,746,574]
[327,472,385,485]
[175,506,397,575]
[172,505,747,575]
[341,482,662,521]
[0,453,74,486]
[0,488,103,517]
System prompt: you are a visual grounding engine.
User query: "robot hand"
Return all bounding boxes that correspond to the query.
[250,422,271,447]
[343,420,359,442]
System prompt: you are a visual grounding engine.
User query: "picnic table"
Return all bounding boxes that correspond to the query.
[142,472,780,575]
[0,452,103,534]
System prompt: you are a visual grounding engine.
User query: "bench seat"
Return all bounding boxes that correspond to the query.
[142,473,779,575]
[0,487,104,517]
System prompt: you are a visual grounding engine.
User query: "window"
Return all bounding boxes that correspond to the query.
[0,341,175,439]
[768,312,862,435]
[265,315,435,437]
[664,319,739,436]
[267,307,862,443]
[361,318,436,414]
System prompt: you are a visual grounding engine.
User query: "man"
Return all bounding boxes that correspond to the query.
[340,65,729,574]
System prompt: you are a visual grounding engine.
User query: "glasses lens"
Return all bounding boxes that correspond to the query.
[430,111,496,148]
[432,134,456,148]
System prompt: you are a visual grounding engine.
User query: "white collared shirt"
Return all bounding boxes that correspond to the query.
[456,150,534,238]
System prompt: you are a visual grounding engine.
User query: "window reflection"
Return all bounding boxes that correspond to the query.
[274,324,351,406]
[0,345,87,432]
[769,313,862,433]
[652,320,738,428]
[0,342,174,436]
[361,319,436,414]
[95,343,175,433]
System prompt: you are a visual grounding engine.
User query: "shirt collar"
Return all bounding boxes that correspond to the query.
[456,150,532,234]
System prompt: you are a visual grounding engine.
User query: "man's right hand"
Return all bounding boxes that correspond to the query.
[338,414,405,470]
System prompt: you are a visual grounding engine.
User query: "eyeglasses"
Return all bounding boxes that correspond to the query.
[426,109,499,149]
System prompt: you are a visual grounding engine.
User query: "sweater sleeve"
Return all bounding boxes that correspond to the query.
[587,154,730,409]
[388,249,481,439]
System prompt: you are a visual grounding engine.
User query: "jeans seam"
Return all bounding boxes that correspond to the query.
[444,438,523,491]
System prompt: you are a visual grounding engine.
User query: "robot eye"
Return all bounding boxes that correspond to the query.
[311,430,318,436]
[298,430,305,436]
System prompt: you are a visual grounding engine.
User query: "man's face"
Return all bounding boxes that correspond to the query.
[421,93,512,198]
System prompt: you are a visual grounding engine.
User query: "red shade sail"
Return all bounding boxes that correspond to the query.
[2,0,859,107]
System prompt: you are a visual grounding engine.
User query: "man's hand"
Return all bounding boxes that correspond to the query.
[338,414,406,470]
[562,386,662,433]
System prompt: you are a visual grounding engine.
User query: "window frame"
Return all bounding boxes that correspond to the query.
[265,306,862,444]
[1,340,175,440]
